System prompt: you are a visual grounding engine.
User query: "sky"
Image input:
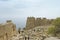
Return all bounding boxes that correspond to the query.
[0,0,60,28]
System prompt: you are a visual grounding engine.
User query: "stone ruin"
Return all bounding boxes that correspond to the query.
[18,17,54,40]
[0,20,17,40]
[25,17,54,30]
[25,17,35,30]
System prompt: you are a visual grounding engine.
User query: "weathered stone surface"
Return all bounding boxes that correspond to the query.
[35,18,41,26]
[0,20,17,40]
[25,17,54,30]
[25,17,35,30]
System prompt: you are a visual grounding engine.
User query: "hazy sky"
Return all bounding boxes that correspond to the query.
[0,0,60,19]
[0,0,60,28]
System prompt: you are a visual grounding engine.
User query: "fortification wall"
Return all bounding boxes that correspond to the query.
[25,17,53,30]
[26,17,35,30]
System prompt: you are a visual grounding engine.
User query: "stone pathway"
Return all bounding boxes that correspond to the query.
[11,34,20,40]
[44,37,60,40]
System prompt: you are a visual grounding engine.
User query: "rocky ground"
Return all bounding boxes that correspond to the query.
[11,34,60,40]
[45,37,60,40]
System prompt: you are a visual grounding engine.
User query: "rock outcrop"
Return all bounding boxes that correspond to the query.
[0,20,17,40]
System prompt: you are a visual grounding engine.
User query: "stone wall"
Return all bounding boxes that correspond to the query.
[35,18,41,26]
[25,17,54,30]
[0,20,17,40]
[25,17,35,30]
